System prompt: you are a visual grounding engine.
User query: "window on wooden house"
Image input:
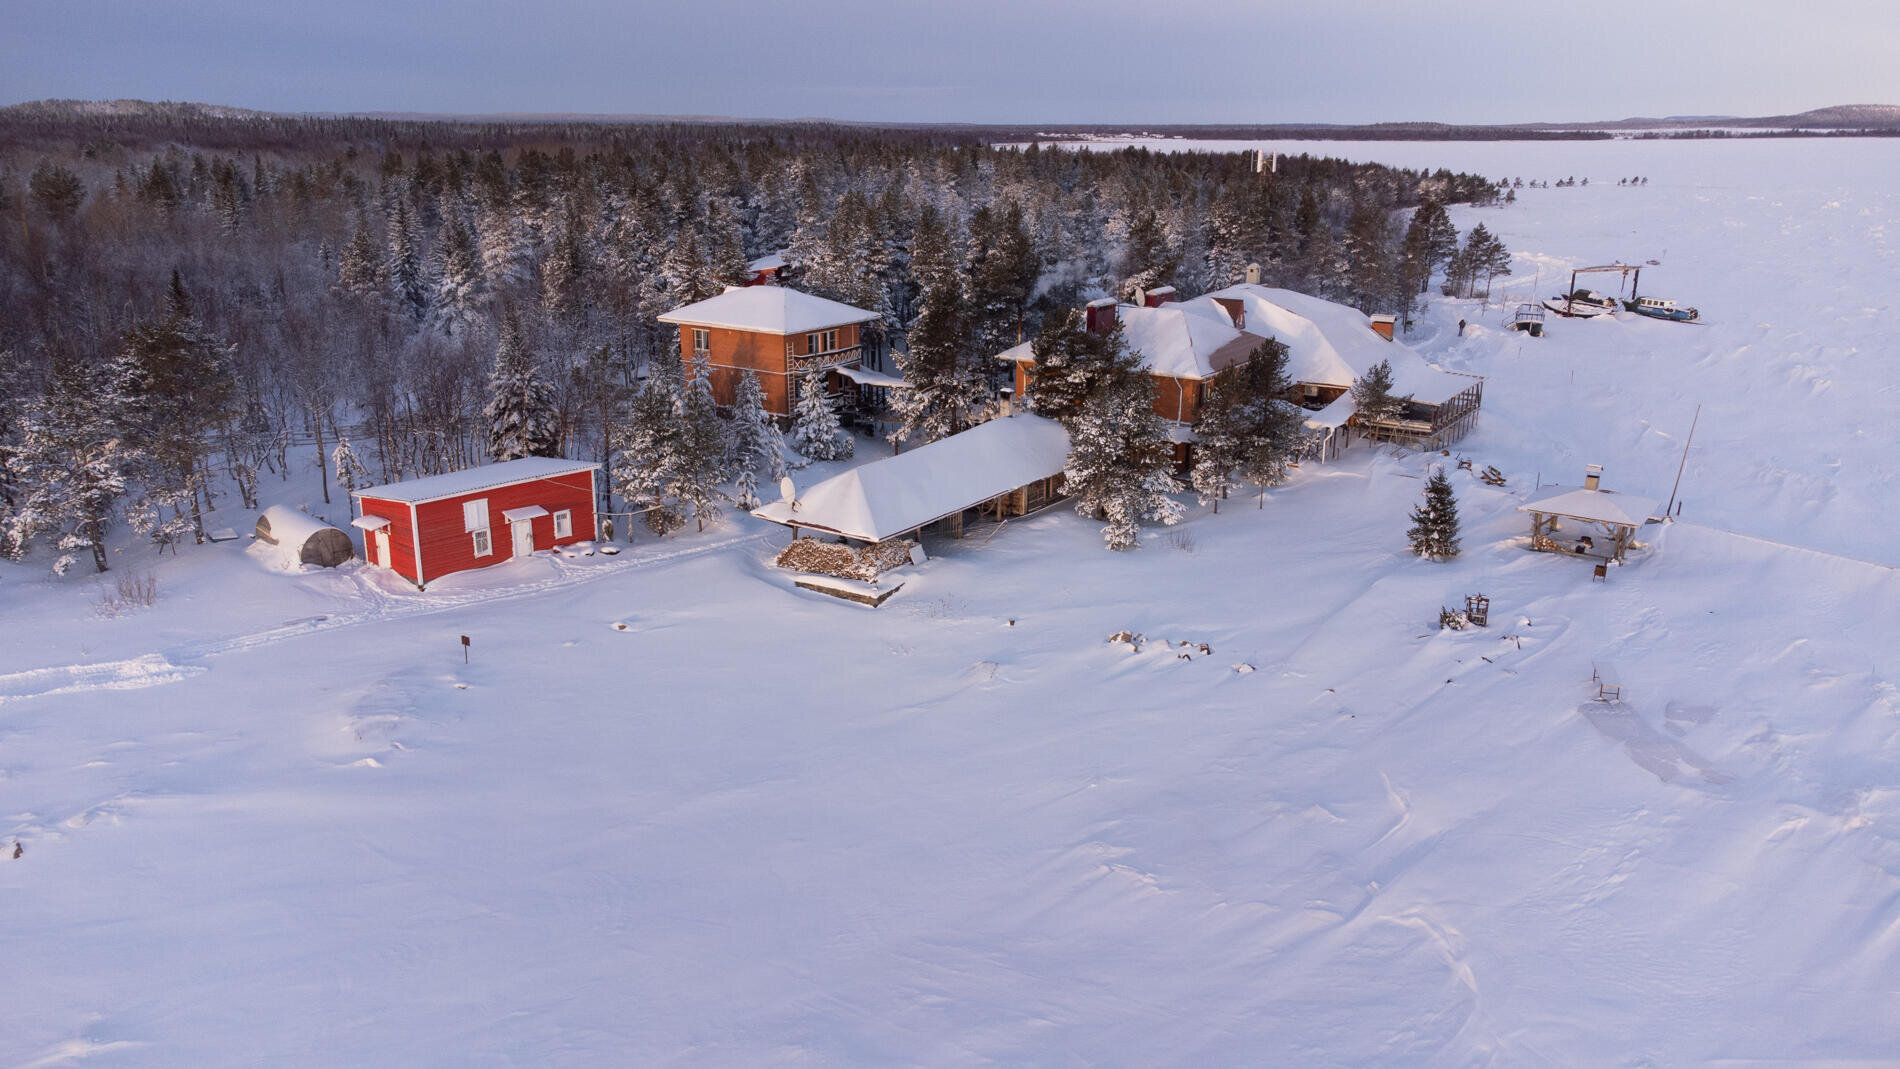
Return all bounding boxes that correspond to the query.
[692,328,710,357]
[472,529,493,557]
[553,510,572,539]
[463,498,489,532]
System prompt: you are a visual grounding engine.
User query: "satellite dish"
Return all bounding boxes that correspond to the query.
[778,476,796,502]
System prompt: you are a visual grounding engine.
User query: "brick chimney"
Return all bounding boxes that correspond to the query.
[1085,297,1118,336]
[1212,296,1245,330]
[1244,262,1262,285]
[1585,464,1603,492]
[1143,285,1177,308]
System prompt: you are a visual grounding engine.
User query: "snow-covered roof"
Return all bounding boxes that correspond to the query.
[753,415,1070,542]
[992,306,1260,381]
[1302,392,1357,430]
[257,505,337,548]
[354,458,599,506]
[837,365,911,389]
[657,287,878,335]
[1189,285,1477,406]
[1517,485,1660,527]
[1116,303,1263,380]
[747,250,788,273]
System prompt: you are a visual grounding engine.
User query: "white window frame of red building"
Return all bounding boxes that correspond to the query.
[472,528,493,557]
[463,498,489,532]
[553,509,572,539]
[692,328,710,355]
[807,329,837,355]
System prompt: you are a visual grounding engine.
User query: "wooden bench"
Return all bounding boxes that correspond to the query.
[1592,661,1622,702]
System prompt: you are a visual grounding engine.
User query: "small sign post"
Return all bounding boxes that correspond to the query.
[461,634,470,664]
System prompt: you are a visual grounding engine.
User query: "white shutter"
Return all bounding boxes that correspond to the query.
[464,498,489,533]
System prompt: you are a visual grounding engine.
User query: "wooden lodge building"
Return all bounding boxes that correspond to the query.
[996,293,1264,468]
[657,287,885,419]
[1187,276,1485,455]
[351,457,599,589]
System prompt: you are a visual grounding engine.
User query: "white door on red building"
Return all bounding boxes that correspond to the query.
[374,529,390,567]
[511,520,534,559]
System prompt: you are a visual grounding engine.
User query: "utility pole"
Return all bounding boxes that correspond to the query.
[1665,404,1701,519]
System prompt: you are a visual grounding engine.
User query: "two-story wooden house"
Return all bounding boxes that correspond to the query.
[657,287,882,418]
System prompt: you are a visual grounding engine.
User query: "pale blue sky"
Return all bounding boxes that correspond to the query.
[4,0,1895,123]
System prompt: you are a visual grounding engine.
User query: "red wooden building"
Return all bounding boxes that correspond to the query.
[350,457,599,589]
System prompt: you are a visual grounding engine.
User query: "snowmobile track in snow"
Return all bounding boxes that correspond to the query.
[0,531,772,705]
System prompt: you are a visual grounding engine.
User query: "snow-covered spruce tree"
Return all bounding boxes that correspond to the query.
[789,364,852,461]
[335,212,382,300]
[331,434,368,496]
[1058,330,1181,550]
[484,315,561,461]
[610,368,686,536]
[112,270,236,547]
[891,205,989,445]
[1350,358,1410,429]
[661,223,721,306]
[5,358,138,574]
[727,370,785,509]
[1463,223,1512,300]
[670,360,730,531]
[1025,309,1102,422]
[385,200,428,321]
[965,201,1040,361]
[429,212,487,336]
[540,198,589,324]
[1235,339,1306,501]
[1117,207,1178,301]
[1407,466,1462,560]
[1190,338,1303,512]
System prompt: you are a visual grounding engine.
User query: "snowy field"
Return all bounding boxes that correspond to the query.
[5,138,1899,1065]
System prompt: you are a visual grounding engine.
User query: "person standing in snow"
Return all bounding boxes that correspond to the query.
[1458,318,1466,336]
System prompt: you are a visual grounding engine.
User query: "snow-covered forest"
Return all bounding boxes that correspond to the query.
[0,103,1500,570]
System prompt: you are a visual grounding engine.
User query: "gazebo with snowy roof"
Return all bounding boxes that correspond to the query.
[1517,466,1660,563]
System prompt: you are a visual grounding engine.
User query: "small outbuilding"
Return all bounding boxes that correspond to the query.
[1518,466,1659,563]
[254,505,355,568]
[351,457,600,589]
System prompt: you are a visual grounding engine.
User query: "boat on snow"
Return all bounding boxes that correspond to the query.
[1542,289,1619,318]
[1623,295,1699,322]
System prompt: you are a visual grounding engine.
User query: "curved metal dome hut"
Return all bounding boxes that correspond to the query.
[254,505,355,568]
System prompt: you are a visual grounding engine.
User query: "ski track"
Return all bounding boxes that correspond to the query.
[0,531,771,706]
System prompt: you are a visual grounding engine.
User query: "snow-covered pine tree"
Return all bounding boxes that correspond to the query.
[1058,330,1181,549]
[385,200,428,321]
[703,199,752,289]
[1350,358,1410,429]
[966,201,1040,359]
[1407,466,1462,560]
[1234,339,1306,501]
[670,360,730,531]
[727,370,785,509]
[1025,309,1103,421]
[483,315,561,461]
[331,434,368,496]
[789,363,852,461]
[336,213,382,300]
[429,212,487,336]
[661,223,721,306]
[610,367,686,536]
[5,358,138,574]
[111,270,236,547]
[1189,372,1248,513]
[1117,208,1178,301]
[540,197,589,324]
[890,205,989,446]
[476,201,532,293]
[1463,223,1512,300]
